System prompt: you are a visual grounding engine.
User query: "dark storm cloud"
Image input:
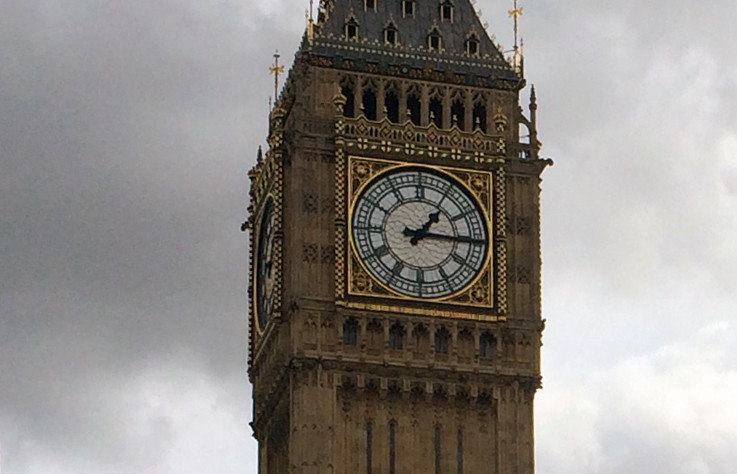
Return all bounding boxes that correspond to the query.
[2,0,736,472]
[0,0,302,471]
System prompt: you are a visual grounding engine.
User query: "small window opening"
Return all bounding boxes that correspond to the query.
[385,91,399,123]
[365,0,376,11]
[343,317,358,346]
[451,99,465,131]
[479,331,496,358]
[345,18,359,39]
[440,2,453,21]
[435,327,449,354]
[472,102,487,132]
[407,93,421,125]
[403,0,415,17]
[466,35,479,55]
[428,31,442,51]
[389,322,404,350]
[385,23,398,45]
[341,85,355,118]
[362,88,377,120]
[429,97,443,128]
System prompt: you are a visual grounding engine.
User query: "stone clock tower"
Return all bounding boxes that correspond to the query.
[245,0,551,472]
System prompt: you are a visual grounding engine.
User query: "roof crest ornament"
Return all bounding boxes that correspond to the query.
[268,51,285,109]
[507,0,523,73]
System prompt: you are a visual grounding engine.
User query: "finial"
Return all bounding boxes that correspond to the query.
[508,0,523,72]
[257,145,263,165]
[269,51,285,108]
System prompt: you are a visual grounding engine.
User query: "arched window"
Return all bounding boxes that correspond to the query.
[362,82,377,120]
[479,331,496,358]
[341,82,355,118]
[343,317,358,346]
[472,98,487,132]
[429,96,443,128]
[407,92,421,125]
[435,327,449,354]
[385,90,399,122]
[451,97,465,131]
[389,321,404,350]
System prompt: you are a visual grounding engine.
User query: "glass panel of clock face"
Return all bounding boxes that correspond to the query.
[256,198,275,330]
[352,168,488,299]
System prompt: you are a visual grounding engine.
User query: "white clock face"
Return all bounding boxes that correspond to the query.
[352,168,488,299]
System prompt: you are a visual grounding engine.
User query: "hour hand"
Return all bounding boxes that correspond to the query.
[403,226,423,246]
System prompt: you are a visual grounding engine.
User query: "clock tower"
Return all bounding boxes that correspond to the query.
[245,0,551,472]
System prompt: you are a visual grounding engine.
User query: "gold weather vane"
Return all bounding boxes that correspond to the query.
[508,0,523,71]
[269,51,285,107]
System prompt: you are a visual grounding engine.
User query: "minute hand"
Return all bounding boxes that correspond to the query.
[422,232,486,245]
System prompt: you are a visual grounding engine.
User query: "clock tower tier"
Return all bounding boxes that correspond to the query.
[245,1,552,473]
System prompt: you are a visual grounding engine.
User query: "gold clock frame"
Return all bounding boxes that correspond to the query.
[252,193,277,336]
[337,155,507,320]
[247,110,286,367]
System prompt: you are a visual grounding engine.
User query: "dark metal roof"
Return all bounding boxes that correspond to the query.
[307,0,520,81]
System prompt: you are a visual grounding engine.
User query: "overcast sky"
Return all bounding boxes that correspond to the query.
[1,1,736,473]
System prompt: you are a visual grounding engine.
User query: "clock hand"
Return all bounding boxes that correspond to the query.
[405,211,442,245]
[421,232,486,245]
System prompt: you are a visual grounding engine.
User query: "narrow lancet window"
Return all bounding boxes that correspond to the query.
[341,84,355,118]
[362,88,377,120]
[389,421,397,474]
[457,429,463,474]
[435,327,449,354]
[480,331,496,358]
[407,93,421,125]
[451,99,465,131]
[429,97,443,128]
[367,421,373,474]
[435,425,442,474]
[343,317,358,346]
[389,322,404,350]
[385,91,399,122]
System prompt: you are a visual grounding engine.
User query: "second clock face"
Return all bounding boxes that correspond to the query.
[255,197,276,331]
[352,167,488,299]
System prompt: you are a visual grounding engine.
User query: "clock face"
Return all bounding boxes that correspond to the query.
[351,167,488,299]
[255,197,276,331]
